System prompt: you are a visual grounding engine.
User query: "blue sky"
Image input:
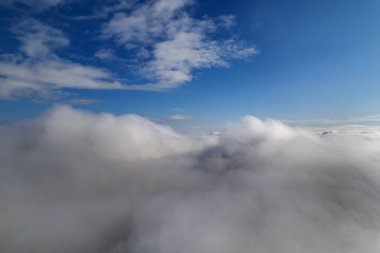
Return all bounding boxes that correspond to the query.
[0,0,380,127]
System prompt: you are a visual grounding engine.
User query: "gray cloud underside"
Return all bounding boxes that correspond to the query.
[1,106,380,252]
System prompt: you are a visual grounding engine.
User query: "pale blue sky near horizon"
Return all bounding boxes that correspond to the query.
[0,0,380,128]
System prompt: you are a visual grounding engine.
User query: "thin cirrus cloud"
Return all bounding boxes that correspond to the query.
[168,114,191,121]
[2,106,380,252]
[285,114,380,127]
[0,0,256,99]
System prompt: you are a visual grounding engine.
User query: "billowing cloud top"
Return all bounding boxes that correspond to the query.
[1,106,380,252]
[0,0,256,99]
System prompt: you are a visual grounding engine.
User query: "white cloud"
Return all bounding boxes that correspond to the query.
[168,114,191,121]
[0,59,124,99]
[145,31,224,86]
[13,19,69,58]
[103,0,193,46]
[1,108,380,252]
[103,0,257,89]
[38,105,196,160]
[0,20,124,99]
[217,15,236,28]
[94,49,116,60]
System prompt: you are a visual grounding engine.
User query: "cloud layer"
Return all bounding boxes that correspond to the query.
[1,106,380,252]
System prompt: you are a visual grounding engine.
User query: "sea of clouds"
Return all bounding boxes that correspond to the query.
[1,106,380,253]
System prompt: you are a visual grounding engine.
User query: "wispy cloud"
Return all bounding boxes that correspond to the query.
[0,19,124,99]
[65,98,102,105]
[102,0,257,89]
[12,19,69,58]
[94,49,116,60]
[286,114,380,127]
[168,114,191,121]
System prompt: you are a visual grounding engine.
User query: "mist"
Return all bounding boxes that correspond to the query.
[1,106,380,253]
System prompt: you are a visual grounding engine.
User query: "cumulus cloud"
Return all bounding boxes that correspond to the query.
[103,0,257,89]
[0,19,124,99]
[1,107,380,252]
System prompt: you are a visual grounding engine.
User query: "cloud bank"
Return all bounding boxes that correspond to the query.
[1,106,380,252]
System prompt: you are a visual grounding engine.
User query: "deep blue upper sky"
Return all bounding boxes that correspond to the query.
[0,0,380,127]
